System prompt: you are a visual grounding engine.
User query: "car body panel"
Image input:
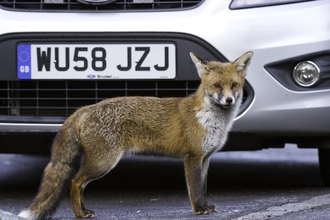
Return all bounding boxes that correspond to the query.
[0,0,329,152]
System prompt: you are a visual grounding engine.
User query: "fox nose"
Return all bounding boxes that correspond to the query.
[226,97,233,104]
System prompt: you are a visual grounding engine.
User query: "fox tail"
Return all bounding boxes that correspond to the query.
[18,123,81,220]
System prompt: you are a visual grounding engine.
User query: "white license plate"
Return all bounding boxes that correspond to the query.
[17,43,176,79]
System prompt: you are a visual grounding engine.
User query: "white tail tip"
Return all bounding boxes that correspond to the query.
[18,210,36,220]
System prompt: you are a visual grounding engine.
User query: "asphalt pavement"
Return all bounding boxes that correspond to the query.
[1,144,330,219]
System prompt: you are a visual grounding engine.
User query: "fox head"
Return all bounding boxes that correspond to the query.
[190,51,253,109]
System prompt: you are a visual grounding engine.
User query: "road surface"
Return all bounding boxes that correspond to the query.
[1,144,330,219]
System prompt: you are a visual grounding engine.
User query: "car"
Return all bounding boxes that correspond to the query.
[0,0,329,183]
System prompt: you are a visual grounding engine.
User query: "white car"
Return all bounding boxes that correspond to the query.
[0,0,330,183]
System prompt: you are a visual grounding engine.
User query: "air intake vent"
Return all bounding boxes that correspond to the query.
[0,79,252,123]
[0,80,200,121]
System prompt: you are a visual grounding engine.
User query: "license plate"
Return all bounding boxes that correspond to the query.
[17,43,176,79]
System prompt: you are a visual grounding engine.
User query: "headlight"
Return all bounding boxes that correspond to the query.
[230,0,310,9]
[293,61,320,87]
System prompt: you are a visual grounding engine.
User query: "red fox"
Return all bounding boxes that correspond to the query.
[18,51,253,219]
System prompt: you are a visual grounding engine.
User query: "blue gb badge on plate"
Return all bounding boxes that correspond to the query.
[17,44,31,79]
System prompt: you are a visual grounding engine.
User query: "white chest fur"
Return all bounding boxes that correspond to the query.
[196,104,236,156]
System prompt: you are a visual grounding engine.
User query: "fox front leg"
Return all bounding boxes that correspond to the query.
[184,155,215,215]
[201,157,216,212]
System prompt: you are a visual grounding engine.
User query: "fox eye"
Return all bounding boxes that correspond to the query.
[214,83,221,89]
[232,83,238,88]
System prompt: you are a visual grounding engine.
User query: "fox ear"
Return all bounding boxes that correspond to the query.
[234,51,253,76]
[190,52,209,78]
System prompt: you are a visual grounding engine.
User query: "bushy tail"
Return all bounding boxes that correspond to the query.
[18,123,81,220]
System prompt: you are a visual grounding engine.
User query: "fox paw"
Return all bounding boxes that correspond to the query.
[194,204,216,215]
[75,209,95,218]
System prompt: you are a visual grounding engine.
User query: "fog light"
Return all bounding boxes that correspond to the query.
[293,61,320,87]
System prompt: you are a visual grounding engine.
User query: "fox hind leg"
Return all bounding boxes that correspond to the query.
[70,151,124,218]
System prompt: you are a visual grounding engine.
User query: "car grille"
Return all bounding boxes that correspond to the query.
[0,80,200,120]
[0,80,251,123]
[0,0,204,12]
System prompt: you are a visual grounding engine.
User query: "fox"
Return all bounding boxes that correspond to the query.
[18,51,253,219]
